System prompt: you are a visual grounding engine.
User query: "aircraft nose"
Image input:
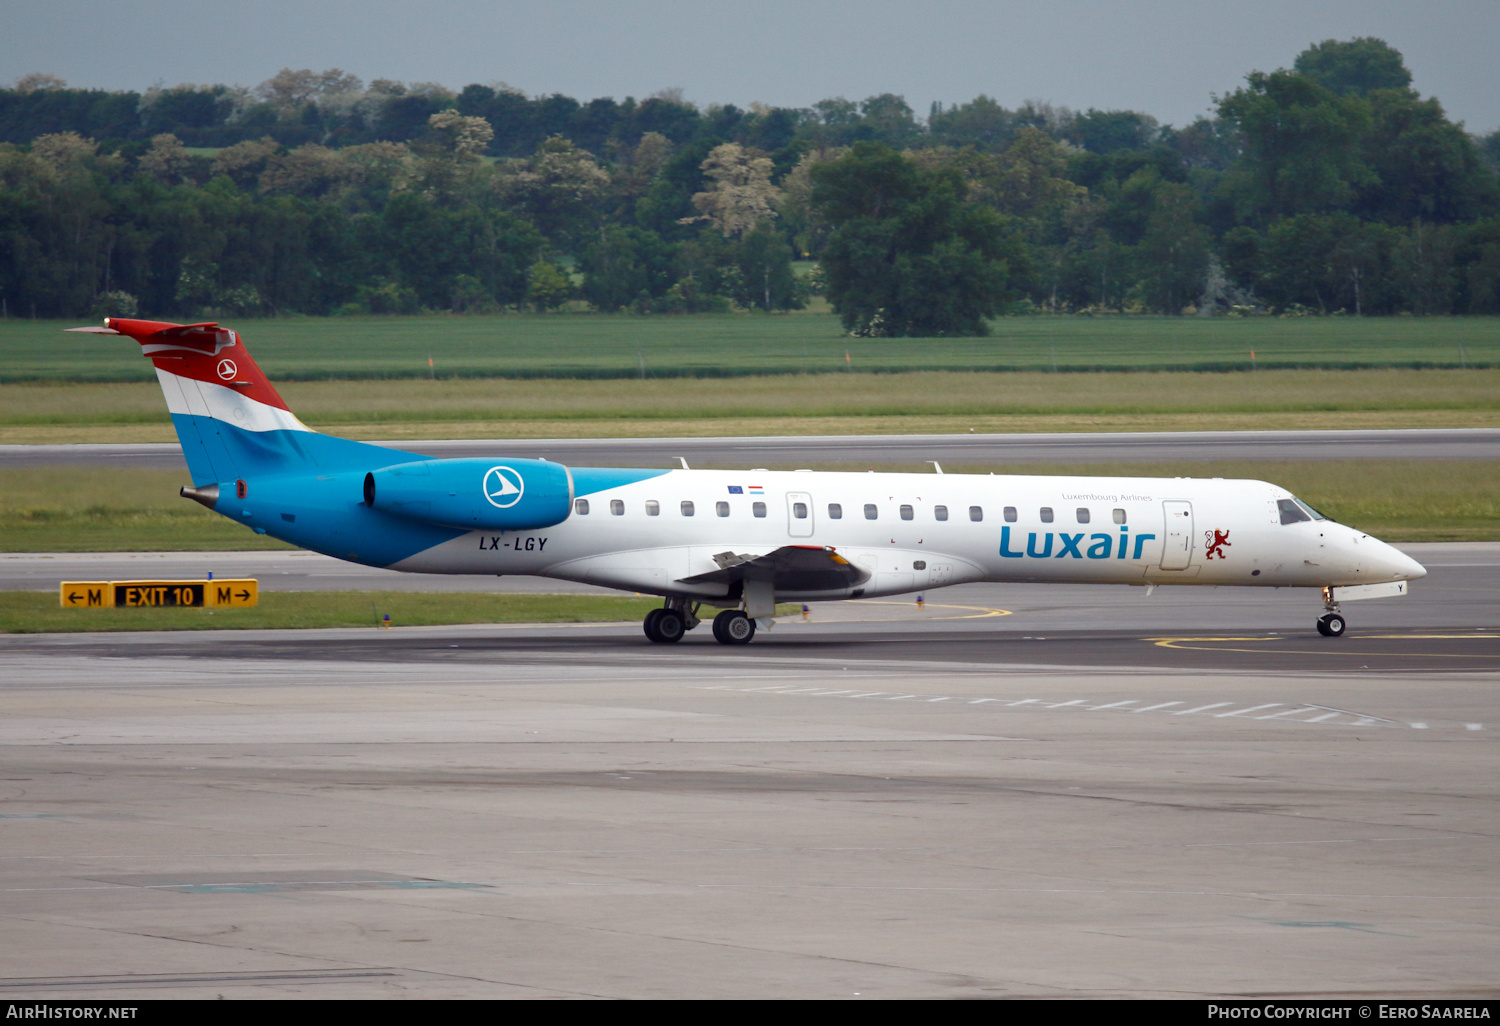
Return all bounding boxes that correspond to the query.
[1396,548,1428,580]
[1374,540,1427,580]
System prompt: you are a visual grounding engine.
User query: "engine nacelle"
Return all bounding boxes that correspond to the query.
[363,458,572,531]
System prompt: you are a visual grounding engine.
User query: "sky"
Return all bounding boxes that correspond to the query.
[4,0,1498,132]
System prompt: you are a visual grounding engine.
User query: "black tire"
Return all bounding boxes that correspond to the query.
[715,610,755,645]
[655,609,686,643]
[643,608,664,643]
[1316,613,1347,638]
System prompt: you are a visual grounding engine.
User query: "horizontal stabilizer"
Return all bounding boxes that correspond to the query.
[680,545,870,593]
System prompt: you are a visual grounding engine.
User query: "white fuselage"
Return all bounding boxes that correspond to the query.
[393,469,1425,603]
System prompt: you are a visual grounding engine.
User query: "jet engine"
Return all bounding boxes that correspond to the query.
[363,457,572,531]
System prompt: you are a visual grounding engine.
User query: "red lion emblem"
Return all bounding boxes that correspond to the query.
[1205,529,1231,560]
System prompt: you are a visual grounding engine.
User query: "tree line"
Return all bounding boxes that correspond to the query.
[2,38,1499,333]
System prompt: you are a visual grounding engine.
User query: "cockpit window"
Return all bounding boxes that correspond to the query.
[1294,497,1327,521]
[1278,498,1311,525]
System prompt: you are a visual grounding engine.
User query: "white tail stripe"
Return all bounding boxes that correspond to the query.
[156,368,310,434]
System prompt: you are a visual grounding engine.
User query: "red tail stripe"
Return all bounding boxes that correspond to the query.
[106,318,291,413]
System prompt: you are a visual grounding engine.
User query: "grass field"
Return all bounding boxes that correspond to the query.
[4,367,1498,444]
[0,590,662,633]
[4,459,1496,550]
[4,313,1498,383]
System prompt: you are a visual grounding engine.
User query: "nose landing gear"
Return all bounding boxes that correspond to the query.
[1315,586,1347,637]
[1316,612,1347,637]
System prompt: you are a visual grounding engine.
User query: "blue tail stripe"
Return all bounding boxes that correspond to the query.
[169,414,430,480]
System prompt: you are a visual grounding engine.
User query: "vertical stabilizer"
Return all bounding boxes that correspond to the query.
[70,318,314,484]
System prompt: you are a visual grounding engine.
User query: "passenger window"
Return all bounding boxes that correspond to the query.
[828,503,842,519]
[574,498,589,515]
[681,500,695,517]
[1113,508,1126,525]
[792,502,808,519]
[610,499,624,516]
[1004,506,1017,522]
[934,505,948,521]
[1278,498,1311,525]
[969,506,983,522]
[716,501,730,517]
[900,504,914,520]
[1076,508,1090,524]
[646,500,660,516]
[753,502,766,518]
[1040,507,1054,523]
[864,504,878,520]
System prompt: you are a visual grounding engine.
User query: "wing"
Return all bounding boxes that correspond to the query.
[678,545,870,593]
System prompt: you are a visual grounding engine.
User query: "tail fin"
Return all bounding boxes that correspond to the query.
[69,318,349,485]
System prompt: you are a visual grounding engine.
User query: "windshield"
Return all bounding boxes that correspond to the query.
[1278,496,1329,525]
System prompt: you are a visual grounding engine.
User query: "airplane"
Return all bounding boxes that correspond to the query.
[69,318,1427,644]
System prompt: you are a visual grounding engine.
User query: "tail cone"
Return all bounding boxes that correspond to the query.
[180,484,219,510]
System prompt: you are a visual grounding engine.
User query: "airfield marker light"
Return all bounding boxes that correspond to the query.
[916,593,925,609]
[381,613,391,629]
[802,604,810,621]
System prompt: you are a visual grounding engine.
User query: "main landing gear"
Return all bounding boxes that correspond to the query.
[641,600,759,645]
[1315,586,1347,638]
[643,598,700,644]
[711,609,756,645]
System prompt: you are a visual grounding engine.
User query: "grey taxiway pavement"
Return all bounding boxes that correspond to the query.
[4,426,1499,471]
[3,542,1499,996]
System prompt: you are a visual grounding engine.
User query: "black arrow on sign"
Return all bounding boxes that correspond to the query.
[67,591,81,605]
[236,590,250,601]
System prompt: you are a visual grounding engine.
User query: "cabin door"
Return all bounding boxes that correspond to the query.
[1161,500,1193,570]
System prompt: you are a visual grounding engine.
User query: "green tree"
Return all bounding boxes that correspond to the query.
[525,259,571,312]
[1133,182,1209,313]
[1356,90,1497,224]
[1216,71,1375,223]
[1293,38,1412,96]
[730,226,802,312]
[578,227,676,312]
[497,136,608,245]
[811,142,1027,336]
[1391,220,1458,315]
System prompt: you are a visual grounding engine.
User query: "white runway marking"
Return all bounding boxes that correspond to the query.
[695,685,1424,728]
[1215,704,1283,718]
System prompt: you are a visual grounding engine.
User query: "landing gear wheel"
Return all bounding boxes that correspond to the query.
[643,608,664,643]
[712,610,756,645]
[654,609,686,643]
[1316,612,1347,637]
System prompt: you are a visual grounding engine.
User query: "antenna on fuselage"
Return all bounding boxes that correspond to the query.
[675,457,690,470]
[928,461,944,474]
